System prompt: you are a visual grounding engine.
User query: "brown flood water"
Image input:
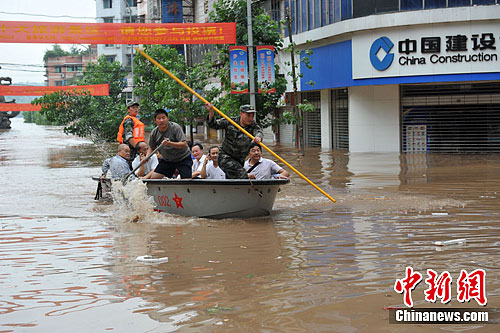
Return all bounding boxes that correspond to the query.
[1,117,499,332]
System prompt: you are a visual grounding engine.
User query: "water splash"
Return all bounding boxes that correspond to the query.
[110,179,157,223]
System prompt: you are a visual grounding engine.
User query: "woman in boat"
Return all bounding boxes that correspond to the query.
[191,143,206,178]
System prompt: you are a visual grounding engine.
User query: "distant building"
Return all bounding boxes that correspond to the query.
[95,0,195,101]
[44,45,98,86]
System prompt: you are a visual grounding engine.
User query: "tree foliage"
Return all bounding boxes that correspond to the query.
[33,56,127,142]
[134,45,219,134]
[209,0,287,128]
[43,44,89,62]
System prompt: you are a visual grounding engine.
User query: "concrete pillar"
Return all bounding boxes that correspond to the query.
[349,85,400,152]
[320,89,332,149]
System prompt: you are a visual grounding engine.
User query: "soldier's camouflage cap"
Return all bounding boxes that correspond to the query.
[240,104,256,113]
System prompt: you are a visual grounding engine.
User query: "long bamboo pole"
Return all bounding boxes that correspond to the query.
[135,47,336,204]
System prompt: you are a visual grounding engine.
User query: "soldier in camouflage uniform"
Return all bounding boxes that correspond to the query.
[206,104,263,179]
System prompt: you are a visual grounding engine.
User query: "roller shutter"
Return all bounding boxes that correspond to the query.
[302,91,321,147]
[331,88,349,150]
[401,83,500,153]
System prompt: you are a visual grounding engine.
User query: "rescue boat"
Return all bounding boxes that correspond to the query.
[95,178,289,219]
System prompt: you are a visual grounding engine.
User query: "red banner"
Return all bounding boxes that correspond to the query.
[0,21,236,45]
[0,104,41,112]
[0,84,109,96]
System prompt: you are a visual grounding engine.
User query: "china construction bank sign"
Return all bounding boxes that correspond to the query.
[352,21,500,79]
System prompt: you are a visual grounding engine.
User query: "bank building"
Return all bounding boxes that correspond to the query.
[270,0,500,153]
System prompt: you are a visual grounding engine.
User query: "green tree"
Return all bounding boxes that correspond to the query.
[33,56,128,142]
[209,0,287,129]
[43,45,69,62]
[282,11,315,154]
[134,45,218,138]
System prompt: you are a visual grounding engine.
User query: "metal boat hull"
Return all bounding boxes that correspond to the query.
[94,178,288,218]
[144,179,288,218]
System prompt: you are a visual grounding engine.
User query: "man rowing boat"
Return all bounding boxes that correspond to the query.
[205,103,263,179]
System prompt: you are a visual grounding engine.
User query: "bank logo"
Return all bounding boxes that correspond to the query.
[370,36,394,71]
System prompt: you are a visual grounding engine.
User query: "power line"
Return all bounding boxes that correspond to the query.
[0,11,95,20]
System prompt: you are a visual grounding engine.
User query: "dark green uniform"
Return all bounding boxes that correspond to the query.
[208,116,263,179]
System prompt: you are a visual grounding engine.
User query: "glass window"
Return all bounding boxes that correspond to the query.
[334,0,341,21]
[103,17,114,23]
[291,0,296,35]
[314,0,320,28]
[341,0,352,20]
[301,0,308,32]
[55,66,62,73]
[125,16,138,23]
[329,0,335,23]
[401,0,424,10]
[55,81,64,86]
[321,0,327,26]
[103,0,112,9]
[105,55,115,63]
[448,0,471,6]
[425,0,446,8]
[472,0,496,4]
[271,0,281,31]
[353,0,374,18]
[126,0,137,6]
[375,0,399,14]
[284,0,290,36]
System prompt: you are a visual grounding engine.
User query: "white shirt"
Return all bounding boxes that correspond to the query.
[132,154,159,176]
[192,154,207,174]
[244,158,282,179]
[205,161,226,179]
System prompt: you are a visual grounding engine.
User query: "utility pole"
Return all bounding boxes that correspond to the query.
[123,0,135,101]
[246,0,256,108]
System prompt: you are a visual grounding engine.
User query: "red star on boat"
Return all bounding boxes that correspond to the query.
[172,193,184,209]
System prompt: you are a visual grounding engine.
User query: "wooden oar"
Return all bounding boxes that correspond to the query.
[121,144,162,183]
[136,48,336,203]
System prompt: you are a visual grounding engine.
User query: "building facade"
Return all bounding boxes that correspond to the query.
[44,45,98,86]
[272,1,500,153]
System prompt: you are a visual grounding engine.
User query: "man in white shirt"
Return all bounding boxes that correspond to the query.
[191,143,206,178]
[101,144,136,180]
[132,141,159,179]
[201,146,226,179]
[244,143,290,180]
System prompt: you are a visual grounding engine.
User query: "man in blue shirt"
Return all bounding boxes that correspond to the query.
[101,144,137,180]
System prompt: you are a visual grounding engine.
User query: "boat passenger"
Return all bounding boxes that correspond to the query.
[148,108,193,179]
[191,142,206,178]
[244,142,290,180]
[101,144,136,180]
[201,146,226,179]
[131,141,158,179]
[205,103,263,179]
[117,100,145,167]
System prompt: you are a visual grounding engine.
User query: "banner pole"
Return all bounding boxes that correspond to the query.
[135,47,336,204]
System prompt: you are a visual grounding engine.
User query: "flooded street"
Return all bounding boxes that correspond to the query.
[1,117,499,332]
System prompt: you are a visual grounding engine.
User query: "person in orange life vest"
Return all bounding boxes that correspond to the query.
[117,101,145,166]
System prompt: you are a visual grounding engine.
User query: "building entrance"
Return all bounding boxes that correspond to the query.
[401,83,500,153]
